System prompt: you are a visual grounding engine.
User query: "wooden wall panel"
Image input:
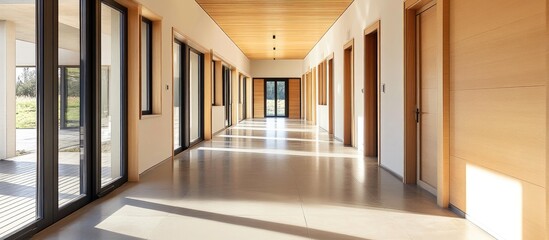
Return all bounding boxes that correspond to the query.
[288,78,301,119]
[449,0,546,238]
[203,52,212,140]
[306,72,312,122]
[253,79,265,118]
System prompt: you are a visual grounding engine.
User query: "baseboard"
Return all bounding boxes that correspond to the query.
[138,156,172,179]
[449,204,466,218]
[379,164,404,182]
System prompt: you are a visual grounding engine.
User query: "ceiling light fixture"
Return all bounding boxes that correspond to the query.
[272,34,277,61]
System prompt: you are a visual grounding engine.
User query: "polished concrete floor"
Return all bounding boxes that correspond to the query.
[34,119,493,240]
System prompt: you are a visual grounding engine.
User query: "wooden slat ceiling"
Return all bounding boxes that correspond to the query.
[196,0,353,60]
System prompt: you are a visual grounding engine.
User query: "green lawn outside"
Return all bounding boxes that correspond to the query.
[16,96,80,129]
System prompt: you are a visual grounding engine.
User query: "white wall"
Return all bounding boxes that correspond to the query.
[303,0,404,177]
[134,0,251,174]
[251,59,303,78]
[211,106,225,134]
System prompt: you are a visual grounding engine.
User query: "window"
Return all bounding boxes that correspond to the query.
[141,17,153,115]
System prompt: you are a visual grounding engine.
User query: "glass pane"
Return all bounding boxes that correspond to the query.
[173,42,181,150]
[101,3,123,187]
[141,20,150,113]
[0,1,38,238]
[190,51,201,143]
[58,0,83,207]
[277,81,286,116]
[266,81,275,116]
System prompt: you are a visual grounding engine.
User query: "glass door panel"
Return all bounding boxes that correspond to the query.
[173,42,182,151]
[276,81,286,116]
[100,3,123,187]
[189,50,201,143]
[58,0,84,207]
[0,1,39,238]
[266,81,276,117]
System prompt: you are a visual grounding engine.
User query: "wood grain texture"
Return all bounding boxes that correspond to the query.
[449,0,546,238]
[404,4,418,184]
[364,22,379,157]
[288,79,301,119]
[343,40,353,146]
[418,5,438,189]
[214,61,223,106]
[195,0,353,59]
[124,1,140,181]
[312,67,317,124]
[253,79,265,118]
[203,52,213,140]
[232,68,238,125]
[328,58,334,134]
[404,0,449,207]
[306,72,312,122]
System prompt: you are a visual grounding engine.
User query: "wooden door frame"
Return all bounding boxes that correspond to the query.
[327,55,334,135]
[364,21,381,161]
[343,39,355,147]
[403,0,449,207]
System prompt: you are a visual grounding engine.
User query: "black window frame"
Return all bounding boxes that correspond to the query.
[140,16,153,115]
[3,0,129,239]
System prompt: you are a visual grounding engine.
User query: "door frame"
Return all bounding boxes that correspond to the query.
[403,0,449,207]
[364,21,381,161]
[327,56,334,135]
[263,78,289,118]
[172,38,205,155]
[343,39,355,147]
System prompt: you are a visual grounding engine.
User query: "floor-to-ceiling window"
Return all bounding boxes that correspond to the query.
[189,49,203,144]
[0,0,128,238]
[0,1,38,237]
[173,41,183,152]
[173,40,203,154]
[58,0,84,208]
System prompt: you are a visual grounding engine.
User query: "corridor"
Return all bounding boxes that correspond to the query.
[34,119,493,239]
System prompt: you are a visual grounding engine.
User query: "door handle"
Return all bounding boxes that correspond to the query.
[415,108,420,123]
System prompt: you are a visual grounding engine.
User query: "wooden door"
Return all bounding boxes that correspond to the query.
[343,42,353,146]
[417,4,438,192]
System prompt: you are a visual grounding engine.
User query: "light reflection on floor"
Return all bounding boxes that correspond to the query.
[34,119,494,240]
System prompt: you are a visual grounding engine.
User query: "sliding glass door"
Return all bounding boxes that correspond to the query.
[99,1,126,190]
[189,49,203,145]
[173,40,203,154]
[0,0,127,238]
[0,1,39,238]
[173,42,183,152]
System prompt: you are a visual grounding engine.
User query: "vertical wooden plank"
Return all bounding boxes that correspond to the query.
[436,0,450,208]
[546,2,549,237]
[404,5,417,184]
[312,67,317,124]
[231,68,238,125]
[247,76,253,119]
[328,59,334,134]
[203,52,212,140]
[126,3,140,181]
[253,79,265,118]
[214,61,223,105]
[364,24,378,157]
[288,78,301,119]
[343,45,352,145]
